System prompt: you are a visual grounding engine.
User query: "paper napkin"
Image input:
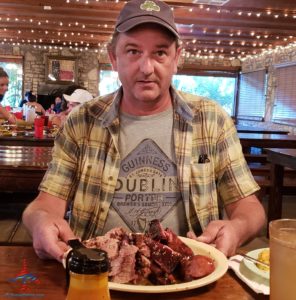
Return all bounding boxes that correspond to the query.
[228,255,269,295]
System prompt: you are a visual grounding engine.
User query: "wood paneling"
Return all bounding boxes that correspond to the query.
[0,0,295,59]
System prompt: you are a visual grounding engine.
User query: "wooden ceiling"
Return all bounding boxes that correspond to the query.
[0,0,296,59]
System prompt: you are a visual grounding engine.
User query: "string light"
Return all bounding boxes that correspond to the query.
[1,1,295,61]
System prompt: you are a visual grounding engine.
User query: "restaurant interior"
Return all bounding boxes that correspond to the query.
[0,0,296,299]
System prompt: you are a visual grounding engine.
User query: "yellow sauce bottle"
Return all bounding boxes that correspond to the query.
[66,246,110,300]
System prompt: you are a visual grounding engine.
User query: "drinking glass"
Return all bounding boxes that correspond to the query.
[269,219,296,300]
[34,117,45,138]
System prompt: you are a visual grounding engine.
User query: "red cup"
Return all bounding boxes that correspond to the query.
[41,115,49,126]
[14,111,23,120]
[34,117,45,138]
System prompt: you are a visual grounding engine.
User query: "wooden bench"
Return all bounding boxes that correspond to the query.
[245,154,296,199]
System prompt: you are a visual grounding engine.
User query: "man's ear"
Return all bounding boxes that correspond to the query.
[173,47,182,74]
[108,49,118,71]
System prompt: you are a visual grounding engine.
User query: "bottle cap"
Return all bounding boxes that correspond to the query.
[68,247,109,274]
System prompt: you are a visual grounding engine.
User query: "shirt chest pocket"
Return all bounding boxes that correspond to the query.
[190,160,215,194]
[190,159,218,213]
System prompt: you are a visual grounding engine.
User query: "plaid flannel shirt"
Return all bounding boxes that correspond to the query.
[39,87,259,240]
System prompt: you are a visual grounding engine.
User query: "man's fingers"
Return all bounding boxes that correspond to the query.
[195,233,215,244]
[196,222,222,243]
[34,242,63,261]
[56,220,76,243]
[187,231,198,240]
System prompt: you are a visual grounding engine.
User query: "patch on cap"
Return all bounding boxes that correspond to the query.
[140,1,160,12]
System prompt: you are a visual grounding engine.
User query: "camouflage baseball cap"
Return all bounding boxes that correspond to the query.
[115,0,179,38]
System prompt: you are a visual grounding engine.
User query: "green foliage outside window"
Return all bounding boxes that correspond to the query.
[99,70,120,96]
[172,75,236,116]
[0,62,23,107]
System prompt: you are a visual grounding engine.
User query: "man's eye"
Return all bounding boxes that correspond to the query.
[156,51,166,57]
[127,49,139,55]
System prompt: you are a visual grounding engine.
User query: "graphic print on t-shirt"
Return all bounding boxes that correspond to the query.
[113,138,181,232]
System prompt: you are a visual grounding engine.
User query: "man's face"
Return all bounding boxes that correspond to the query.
[109,24,181,114]
[67,101,80,111]
[0,76,9,96]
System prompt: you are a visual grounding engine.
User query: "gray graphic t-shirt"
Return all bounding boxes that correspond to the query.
[103,109,188,235]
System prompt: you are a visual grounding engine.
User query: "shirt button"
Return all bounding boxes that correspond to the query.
[100,207,105,213]
[108,176,113,181]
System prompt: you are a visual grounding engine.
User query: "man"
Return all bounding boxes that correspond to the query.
[24,93,46,115]
[23,0,265,262]
[51,88,93,127]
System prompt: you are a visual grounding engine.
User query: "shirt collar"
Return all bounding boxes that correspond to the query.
[87,86,198,127]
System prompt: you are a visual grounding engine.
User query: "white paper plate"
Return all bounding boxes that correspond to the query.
[63,237,228,293]
[242,248,269,280]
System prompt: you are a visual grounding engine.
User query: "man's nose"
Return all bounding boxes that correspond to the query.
[139,55,154,75]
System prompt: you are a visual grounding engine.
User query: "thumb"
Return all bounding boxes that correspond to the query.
[55,219,76,243]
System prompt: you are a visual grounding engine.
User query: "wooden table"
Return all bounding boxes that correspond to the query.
[0,245,268,300]
[266,148,296,224]
[236,125,289,134]
[0,135,54,147]
[0,146,52,193]
[239,133,296,149]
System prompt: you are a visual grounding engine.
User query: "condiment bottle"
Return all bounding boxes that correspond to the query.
[66,241,110,300]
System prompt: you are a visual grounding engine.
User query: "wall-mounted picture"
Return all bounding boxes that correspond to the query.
[46,56,77,84]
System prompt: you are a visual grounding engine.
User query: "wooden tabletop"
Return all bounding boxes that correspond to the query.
[0,146,52,193]
[239,133,296,149]
[236,125,289,134]
[0,246,268,300]
[0,145,52,170]
[265,148,296,169]
[265,148,296,224]
[0,135,54,147]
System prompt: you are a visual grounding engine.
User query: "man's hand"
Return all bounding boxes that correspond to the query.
[187,220,240,257]
[22,191,76,262]
[32,215,76,262]
[8,114,17,124]
[187,195,266,257]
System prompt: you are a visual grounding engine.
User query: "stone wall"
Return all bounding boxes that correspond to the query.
[0,44,99,97]
[241,46,296,134]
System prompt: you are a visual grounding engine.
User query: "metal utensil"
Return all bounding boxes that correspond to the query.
[238,252,269,267]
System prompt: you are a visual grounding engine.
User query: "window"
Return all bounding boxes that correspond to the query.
[273,64,296,125]
[237,70,266,120]
[99,70,120,96]
[172,74,236,116]
[0,59,23,107]
[98,69,237,116]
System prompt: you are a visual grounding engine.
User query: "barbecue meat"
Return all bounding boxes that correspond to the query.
[109,241,138,283]
[165,228,194,258]
[147,219,167,242]
[181,255,215,281]
[149,262,178,285]
[82,220,216,285]
[145,237,182,274]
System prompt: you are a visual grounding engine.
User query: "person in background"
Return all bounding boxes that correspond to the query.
[53,96,62,114]
[0,67,16,124]
[46,103,55,114]
[19,90,32,108]
[51,89,93,127]
[23,0,265,262]
[24,93,46,115]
